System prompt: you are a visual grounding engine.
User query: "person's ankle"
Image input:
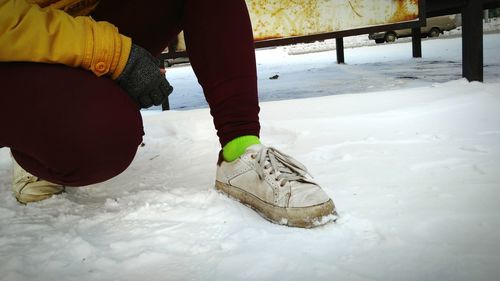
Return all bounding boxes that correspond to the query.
[222,135,260,162]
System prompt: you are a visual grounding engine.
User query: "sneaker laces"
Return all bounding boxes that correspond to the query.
[254,147,314,187]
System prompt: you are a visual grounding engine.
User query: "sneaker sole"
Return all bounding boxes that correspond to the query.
[15,186,65,204]
[15,191,64,204]
[215,180,337,228]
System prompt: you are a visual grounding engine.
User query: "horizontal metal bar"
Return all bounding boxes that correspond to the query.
[254,19,422,48]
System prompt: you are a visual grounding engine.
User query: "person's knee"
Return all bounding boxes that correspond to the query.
[15,103,144,186]
[53,106,144,186]
[4,62,145,186]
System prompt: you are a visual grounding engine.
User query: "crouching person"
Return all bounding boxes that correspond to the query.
[0,0,336,228]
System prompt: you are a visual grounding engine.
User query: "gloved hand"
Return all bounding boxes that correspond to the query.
[116,43,173,108]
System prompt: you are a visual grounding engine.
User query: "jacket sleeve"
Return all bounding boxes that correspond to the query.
[0,0,131,79]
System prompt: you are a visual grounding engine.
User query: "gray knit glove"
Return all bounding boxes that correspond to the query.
[116,44,173,108]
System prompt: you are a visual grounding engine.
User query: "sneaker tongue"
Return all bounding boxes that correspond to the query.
[250,145,294,174]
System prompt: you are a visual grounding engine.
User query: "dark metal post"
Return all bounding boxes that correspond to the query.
[411,27,422,58]
[336,37,345,64]
[462,0,484,82]
[159,50,171,111]
[161,98,170,111]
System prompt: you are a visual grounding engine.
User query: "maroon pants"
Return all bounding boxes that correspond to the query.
[0,0,260,186]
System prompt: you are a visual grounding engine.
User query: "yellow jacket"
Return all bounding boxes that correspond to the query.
[0,0,130,79]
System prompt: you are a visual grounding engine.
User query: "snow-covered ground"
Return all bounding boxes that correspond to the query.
[1,31,500,280]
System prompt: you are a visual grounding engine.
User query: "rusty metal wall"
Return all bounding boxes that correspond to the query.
[247,0,420,41]
[170,0,420,52]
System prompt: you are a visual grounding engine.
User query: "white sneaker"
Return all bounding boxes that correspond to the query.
[216,144,336,228]
[12,158,65,204]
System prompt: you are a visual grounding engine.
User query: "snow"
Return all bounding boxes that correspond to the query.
[1,30,500,281]
[166,21,500,111]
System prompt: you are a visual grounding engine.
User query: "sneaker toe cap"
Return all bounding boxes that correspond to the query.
[288,182,331,208]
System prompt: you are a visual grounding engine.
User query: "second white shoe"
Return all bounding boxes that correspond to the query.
[12,158,65,204]
[216,144,336,228]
